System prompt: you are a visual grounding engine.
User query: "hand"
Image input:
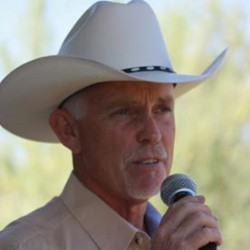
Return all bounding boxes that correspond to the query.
[151,196,222,250]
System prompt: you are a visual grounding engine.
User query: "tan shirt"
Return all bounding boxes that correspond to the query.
[0,174,161,249]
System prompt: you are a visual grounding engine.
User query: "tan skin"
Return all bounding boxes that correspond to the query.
[49,81,222,249]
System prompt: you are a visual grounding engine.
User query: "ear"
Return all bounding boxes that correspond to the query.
[49,109,81,154]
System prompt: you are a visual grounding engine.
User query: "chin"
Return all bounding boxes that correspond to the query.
[126,187,160,203]
[123,166,167,201]
[124,177,164,202]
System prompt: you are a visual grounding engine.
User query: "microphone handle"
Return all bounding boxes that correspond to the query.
[199,242,217,250]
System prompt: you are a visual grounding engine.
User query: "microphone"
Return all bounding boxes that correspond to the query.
[160,173,217,250]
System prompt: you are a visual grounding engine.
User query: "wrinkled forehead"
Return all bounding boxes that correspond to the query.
[82,81,174,100]
[61,81,175,109]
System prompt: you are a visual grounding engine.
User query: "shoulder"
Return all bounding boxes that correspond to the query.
[0,197,69,250]
[0,226,56,250]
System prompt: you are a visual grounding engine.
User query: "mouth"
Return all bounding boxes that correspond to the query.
[134,158,161,166]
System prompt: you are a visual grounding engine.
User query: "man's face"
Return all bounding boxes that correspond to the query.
[75,81,175,203]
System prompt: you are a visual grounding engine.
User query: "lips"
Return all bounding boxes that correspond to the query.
[141,159,159,164]
[134,158,161,165]
[125,145,168,166]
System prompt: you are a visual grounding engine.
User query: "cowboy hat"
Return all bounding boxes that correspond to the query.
[0,0,227,143]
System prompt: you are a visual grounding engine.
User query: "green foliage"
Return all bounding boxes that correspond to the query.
[0,1,250,249]
[0,133,71,227]
[153,1,250,249]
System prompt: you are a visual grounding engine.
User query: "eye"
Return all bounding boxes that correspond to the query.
[111,106,139,119]
[115,108,129,115]
[111,107,132,117]
[155,105,172,114]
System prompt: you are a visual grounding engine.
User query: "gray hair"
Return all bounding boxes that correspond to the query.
[60,90,86,120]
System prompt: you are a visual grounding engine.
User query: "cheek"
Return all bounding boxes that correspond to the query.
[161,117,175,142]
[165,126,175,148]
[160,120,175,164]
[80,122,129,166]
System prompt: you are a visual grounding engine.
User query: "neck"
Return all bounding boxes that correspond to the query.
[73,168,148,231]
[111,201,147,231]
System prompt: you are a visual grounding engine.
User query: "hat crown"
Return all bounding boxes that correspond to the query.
[0,0,227,142]
[59,0,173,70]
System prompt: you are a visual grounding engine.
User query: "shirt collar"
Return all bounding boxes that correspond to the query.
[61,173,161,249]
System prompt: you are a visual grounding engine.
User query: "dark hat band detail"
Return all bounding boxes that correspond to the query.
[123,66,175,74]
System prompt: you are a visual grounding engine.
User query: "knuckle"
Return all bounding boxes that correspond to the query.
[175,240,187,250]
[195,210,205,219]
[180,201,193,211]
[202,226,211,235]
[204,204,212,214]
[193,229,208,244]
[200,226,221,242]
[175,240,194,250]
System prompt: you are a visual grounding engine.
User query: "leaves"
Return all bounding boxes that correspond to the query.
[0,1,249,249]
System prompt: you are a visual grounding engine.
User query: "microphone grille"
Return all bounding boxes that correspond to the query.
[160,173,197,206]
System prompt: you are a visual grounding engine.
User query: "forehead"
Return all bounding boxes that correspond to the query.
[82,81,174,105]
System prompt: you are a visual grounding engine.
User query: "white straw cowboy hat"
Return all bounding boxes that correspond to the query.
[0,0,226,143]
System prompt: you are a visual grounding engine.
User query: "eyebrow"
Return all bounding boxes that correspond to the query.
[157,96,174,105]
[102,95,174,111]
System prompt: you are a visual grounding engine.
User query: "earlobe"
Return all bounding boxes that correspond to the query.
[49,110,81,153]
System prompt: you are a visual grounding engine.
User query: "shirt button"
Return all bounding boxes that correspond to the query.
[135,235,144,245]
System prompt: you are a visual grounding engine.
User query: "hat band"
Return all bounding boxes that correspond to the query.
[123,66,175,74]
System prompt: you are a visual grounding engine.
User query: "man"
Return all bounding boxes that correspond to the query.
[0,0,226,249]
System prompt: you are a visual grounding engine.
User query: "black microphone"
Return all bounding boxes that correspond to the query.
[160,173,217,250]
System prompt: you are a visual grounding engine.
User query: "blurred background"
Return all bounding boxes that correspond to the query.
[0,0,249,249]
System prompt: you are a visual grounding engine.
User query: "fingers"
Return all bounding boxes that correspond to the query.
[167,211,222,249]
[159,196,210,232]
[151,196,222,250]
[189,226,222,247]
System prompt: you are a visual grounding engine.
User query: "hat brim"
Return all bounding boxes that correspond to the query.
[0,49,227,142]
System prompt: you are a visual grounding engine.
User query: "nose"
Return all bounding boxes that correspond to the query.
[136,115,162,144]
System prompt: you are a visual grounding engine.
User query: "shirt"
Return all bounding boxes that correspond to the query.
[0,173,162,250]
